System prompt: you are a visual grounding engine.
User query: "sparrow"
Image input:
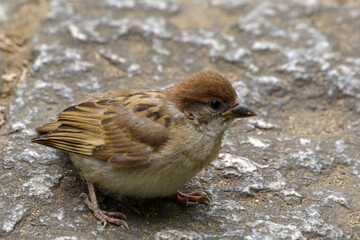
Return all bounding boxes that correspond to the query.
[31,71,256,228]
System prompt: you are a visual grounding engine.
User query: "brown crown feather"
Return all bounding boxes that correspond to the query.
[166,71,238,111]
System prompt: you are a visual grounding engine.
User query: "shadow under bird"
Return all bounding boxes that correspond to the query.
[32,71,257,228]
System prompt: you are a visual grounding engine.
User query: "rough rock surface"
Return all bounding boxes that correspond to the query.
[1,0,360,239]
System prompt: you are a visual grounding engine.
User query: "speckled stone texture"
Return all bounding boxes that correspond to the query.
[1,0,360,239]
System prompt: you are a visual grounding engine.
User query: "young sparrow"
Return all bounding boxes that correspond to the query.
[32,71,256,228]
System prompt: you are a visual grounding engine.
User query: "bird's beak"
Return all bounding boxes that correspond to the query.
[222,102,257,119]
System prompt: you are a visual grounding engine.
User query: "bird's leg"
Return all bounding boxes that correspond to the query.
[167,191,211,207]
[80,181,128,229]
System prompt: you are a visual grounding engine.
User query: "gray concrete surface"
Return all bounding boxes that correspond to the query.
[1,0,360,239]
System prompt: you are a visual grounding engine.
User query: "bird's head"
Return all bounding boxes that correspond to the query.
[166,71,256,134]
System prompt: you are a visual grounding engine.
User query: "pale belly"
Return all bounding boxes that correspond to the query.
[70,154,200,198]
[70,127,225,198]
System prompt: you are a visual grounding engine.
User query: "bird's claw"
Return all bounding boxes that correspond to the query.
[168,191,212,206]
[80,192,128,229]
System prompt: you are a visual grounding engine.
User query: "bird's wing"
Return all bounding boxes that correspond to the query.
[32,89,172,168]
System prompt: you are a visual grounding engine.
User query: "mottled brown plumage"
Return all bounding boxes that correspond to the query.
[33,89,171,167]
[31,71,256,228]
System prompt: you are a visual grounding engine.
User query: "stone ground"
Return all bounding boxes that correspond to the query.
[0,0,360,239]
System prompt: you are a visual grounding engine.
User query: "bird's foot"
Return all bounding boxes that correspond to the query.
[80,192,128,229]
[168,191,211,207]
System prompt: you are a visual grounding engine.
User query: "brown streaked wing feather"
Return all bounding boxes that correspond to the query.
[36,122,61,134]
[32,89,171,168]
[108,153,151,168]
[121,90,172,130]
[94,95,170,166]
[32,102,107,156]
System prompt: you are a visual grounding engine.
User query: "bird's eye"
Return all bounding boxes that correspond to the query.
[209,100,221,110]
